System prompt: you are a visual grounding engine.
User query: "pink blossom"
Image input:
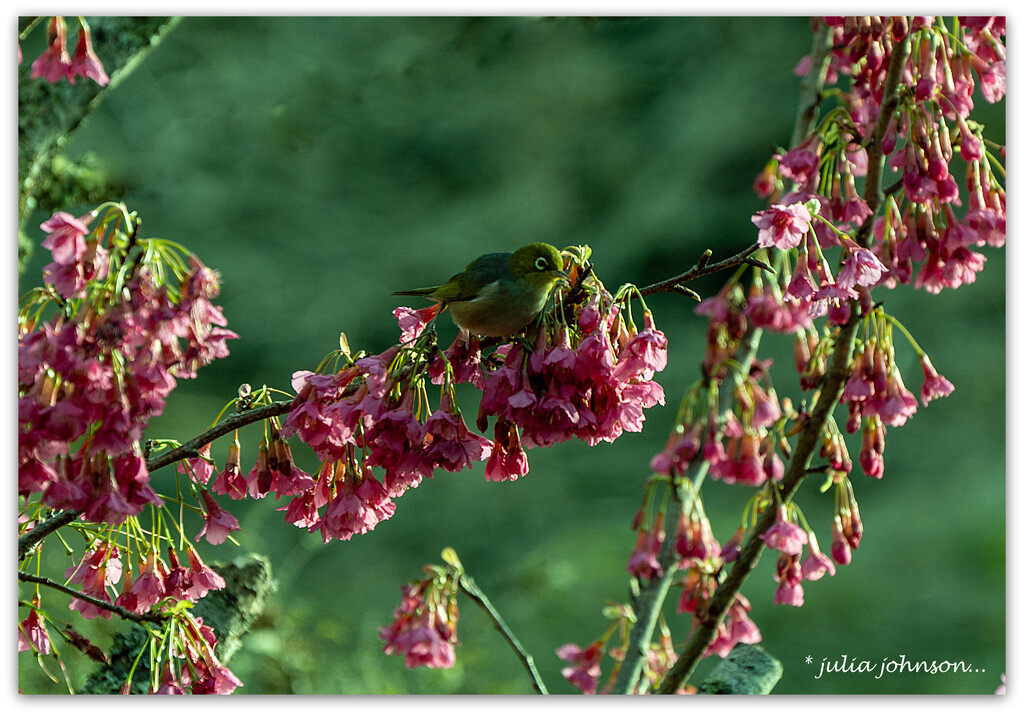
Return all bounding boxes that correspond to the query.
[191,663,244,694]
[836,245,887,290]
[393,304,440,343]
[129,551,168,613]
[281,367,362,460]
[556,641,604,694]
[30,17,72,83]
[800,533,836,581]
[178,444,215,485]
[196,490,241,545]
[650,421,704,477]
[380,582,459,670]
[163,549,193,601]
[477,298,665,452]
[972,55,1005,103]
[859,417,886,478]
[777,143,821,187]
[760,508,808,556]
[184,547,226,601]
[19,608,52,655]
[753,159,781,199]
[69,22,109,86]
[831,517,853,565]
[40,211,92,265]
[720,527,745,564]
[875,363,919,427]
[676,511,721,568]
[784,251,818,302]
[919,354,954,405]
[773,579,805,607]
[627,514,665,580]
[315,466,396,543]
[705,593,761,658]
[484,418,529,482]
[941,246,987,290]
[430,331,485,387]
[423,396,493,472]
[614,311,668,380]
[752,203,812,250]
[65,544,122,620]
[747,382,782,430]
[211,437,247,499]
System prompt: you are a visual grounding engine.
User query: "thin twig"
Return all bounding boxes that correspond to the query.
[145,400,293,473]
[637,243,761,297]
[862,31,912,217]
[18,571,167,625]
[459,575,549,695]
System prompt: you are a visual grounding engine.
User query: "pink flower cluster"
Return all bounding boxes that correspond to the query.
[557,626,692,693]
[651,359,784,489]
[830,477,864,565]
[160,614,244,694]
[379,579,459,669]
[19,211,237,526]
[759,507,836,608]
[279,350,493,542]
[274,255,667,540]
[556,641,604,694]
[783,17,1007,296]
[480,303,667,458]
[704,593,762,658]
[49,539,240,692]
[839,330,954,479]
[119,546,226,614]
[61,542,226,620]
[25,16,109,87]
[622,482,762,665]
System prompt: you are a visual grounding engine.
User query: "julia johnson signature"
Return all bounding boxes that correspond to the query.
[808,654,985,680]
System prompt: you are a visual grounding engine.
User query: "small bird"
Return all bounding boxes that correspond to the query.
[394,242,569,338]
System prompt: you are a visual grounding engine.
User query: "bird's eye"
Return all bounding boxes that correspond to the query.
[534,257,549,271]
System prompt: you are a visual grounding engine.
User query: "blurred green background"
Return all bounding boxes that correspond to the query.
[18,16,1004,694]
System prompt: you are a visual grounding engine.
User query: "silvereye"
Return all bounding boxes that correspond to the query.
[394,242,568,337]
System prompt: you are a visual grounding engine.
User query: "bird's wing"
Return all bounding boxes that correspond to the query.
[393,252,511,303]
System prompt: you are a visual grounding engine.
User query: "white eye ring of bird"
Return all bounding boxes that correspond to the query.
[534,256,549,271]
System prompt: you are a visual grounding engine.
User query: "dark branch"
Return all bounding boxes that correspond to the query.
[18,571,167,625]
[656,305,862,693]
[18,509,81,561]
[145,400,293,473]
[638,243,761,297]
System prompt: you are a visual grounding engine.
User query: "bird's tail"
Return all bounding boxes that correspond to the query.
[392,287,440,298]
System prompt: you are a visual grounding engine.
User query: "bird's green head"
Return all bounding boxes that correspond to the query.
[509,243,568,295]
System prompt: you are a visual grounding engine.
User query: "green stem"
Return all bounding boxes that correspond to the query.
[459,575,549,695]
